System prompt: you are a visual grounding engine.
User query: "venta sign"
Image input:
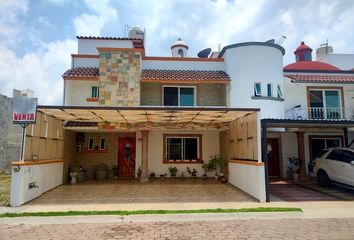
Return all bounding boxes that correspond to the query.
[13,97,38,124]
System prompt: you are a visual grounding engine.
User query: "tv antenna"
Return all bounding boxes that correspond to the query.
[276,36,287,45]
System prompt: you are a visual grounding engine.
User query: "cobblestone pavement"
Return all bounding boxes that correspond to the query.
[1,218,354,240]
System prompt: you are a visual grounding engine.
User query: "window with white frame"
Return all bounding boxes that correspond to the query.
[99,138,106,150]
[277,85,283,98]
[254,83,261,96]
[267,84,272,97]
[308,89,342,119]
[91,86,99,98]
[88,137,94,150]
[164,135,201,162]
[163,86,195,106]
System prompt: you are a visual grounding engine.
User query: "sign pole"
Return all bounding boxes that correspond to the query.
[19,123,29,162]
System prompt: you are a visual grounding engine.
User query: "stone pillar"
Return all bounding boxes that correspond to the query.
[296,131,308,181]
[140,130,149,182]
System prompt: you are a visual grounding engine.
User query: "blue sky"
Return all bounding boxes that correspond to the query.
[1,0,354,104]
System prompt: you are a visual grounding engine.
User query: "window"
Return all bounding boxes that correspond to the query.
[163,86,195,106]
[178,49,184,58]
[267,84,272,97]
[254,83,261,96]
[88,137,94,150]
[310,136,342,161]
[91,86,99,98]
[277,85,283,98]
[308,89,341,119]
[99,138,106,150]
[164,134,201,163]
[304,52,311,61]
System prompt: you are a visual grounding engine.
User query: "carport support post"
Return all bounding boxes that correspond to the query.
[343,127,348,147]
[296,131,308,182]
[140,130,149,182]
[261,121,270,202]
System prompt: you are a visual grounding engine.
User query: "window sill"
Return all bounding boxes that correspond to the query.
[163,160,203,164]
[251,96,284,102]
[85,149,108,153]
[86,97,99,102]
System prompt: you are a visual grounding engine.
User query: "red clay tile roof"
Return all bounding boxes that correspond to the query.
[64,121,98,127]
[62,67,99,80]
[284,61,340,71]
[140,70,230,83]
[285,74,354,83]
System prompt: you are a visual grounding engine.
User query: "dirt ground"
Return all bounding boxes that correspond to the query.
[0,172,11,206]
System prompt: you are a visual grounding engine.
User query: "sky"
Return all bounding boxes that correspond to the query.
[0,0,354,105]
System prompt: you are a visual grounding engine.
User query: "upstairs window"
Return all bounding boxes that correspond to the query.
[99,138,106,150]
[277,85,283,98]
[88,137,94,150]
[163,86,195,106]
[267,84,272,97]
[178,49,184,58]
[254,83,261,96]
[91,86,99,98]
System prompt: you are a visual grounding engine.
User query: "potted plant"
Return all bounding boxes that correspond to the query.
[202,161,216,180]
[137,166,142,179]
[168,166,178,177]
[186,167,197,178]
[209,155,226,180]
[202,163,208,180]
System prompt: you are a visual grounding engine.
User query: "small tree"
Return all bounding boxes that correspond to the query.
[209,155,227,176]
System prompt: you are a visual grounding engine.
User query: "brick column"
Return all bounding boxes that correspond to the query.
[140,130,149,182]
[296,131,308,181]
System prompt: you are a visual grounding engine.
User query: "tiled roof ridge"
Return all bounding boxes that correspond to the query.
[285,74,354,83]
[62,67,99,78]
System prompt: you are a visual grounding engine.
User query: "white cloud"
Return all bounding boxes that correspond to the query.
[0,39,76,105]
[73,0,118,36]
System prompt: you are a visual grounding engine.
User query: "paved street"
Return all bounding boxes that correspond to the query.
[1,217,354,240]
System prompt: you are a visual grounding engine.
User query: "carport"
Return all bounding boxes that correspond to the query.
[261,118,354,202]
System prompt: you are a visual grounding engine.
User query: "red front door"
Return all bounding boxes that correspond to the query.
[118,137,136,177]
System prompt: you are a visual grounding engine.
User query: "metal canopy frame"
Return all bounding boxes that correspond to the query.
[261,118,354,202]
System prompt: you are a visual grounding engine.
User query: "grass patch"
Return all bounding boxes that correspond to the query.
[0,172,11,206]
[0,207,302,218]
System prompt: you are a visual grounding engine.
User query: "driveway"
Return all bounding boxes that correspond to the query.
[1,217,353,240]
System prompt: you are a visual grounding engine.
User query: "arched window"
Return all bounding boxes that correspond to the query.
[178,49,184,58]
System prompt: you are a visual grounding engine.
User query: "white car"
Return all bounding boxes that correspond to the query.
[314,148,354,189]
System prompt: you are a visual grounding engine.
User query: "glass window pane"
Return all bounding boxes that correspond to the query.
[167,138,182,160]
[164,87,178,106]
[327,150,345,161]
[326,139,340,148]
[184,138,198,160]
[180,88,194,106]
[277,85,283,98]
[100,138,106,150]
[267,84,272,97]
[309,91,323,107]
[254,83,261,96]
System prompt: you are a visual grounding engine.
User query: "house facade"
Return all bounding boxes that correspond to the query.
[10,27,354,206]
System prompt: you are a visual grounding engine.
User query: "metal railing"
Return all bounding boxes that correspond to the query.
[285,107,345,120]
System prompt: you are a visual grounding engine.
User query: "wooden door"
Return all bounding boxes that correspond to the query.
[267,138,280,177]
[118,137,136,177]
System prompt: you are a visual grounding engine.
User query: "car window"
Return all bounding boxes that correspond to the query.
[327,150,346,162]
[343,150,354,164]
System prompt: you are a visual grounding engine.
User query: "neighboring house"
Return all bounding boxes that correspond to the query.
[0,90,34,171]
[11,27,354,206]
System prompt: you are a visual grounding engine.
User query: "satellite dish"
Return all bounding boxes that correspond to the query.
[265,39,275,44]
[197,48,212,58]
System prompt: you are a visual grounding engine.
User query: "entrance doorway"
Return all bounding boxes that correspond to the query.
[267,138,280,177]
[118,137,136,177]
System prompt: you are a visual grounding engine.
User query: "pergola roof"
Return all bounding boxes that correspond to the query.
[38,106,259,130]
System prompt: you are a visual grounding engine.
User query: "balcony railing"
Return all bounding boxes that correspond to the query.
[285,107,346,120]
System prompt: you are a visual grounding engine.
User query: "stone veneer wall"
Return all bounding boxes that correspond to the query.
[98,50,141,106]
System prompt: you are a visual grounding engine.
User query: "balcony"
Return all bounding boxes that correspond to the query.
[285,106,347,120]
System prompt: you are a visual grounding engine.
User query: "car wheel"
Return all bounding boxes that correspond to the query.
[317,170,331,187]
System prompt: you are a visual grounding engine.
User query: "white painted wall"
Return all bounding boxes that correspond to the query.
[10,162,63,206]
[65,80,99,106]
[146,130,220,177]
[228,162,266,202]
[284,77,354,119]
[78,39,133,54]
[318,53,354,70]
[73,58,99,67]
[142,60,225,71]
[280,132,298,178]
[224,44,284,119]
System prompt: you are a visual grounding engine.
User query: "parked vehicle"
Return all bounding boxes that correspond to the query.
[314,148,354,189]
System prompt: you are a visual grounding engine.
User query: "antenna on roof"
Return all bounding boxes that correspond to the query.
[218,43,221,52]
[276,36,287,45]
